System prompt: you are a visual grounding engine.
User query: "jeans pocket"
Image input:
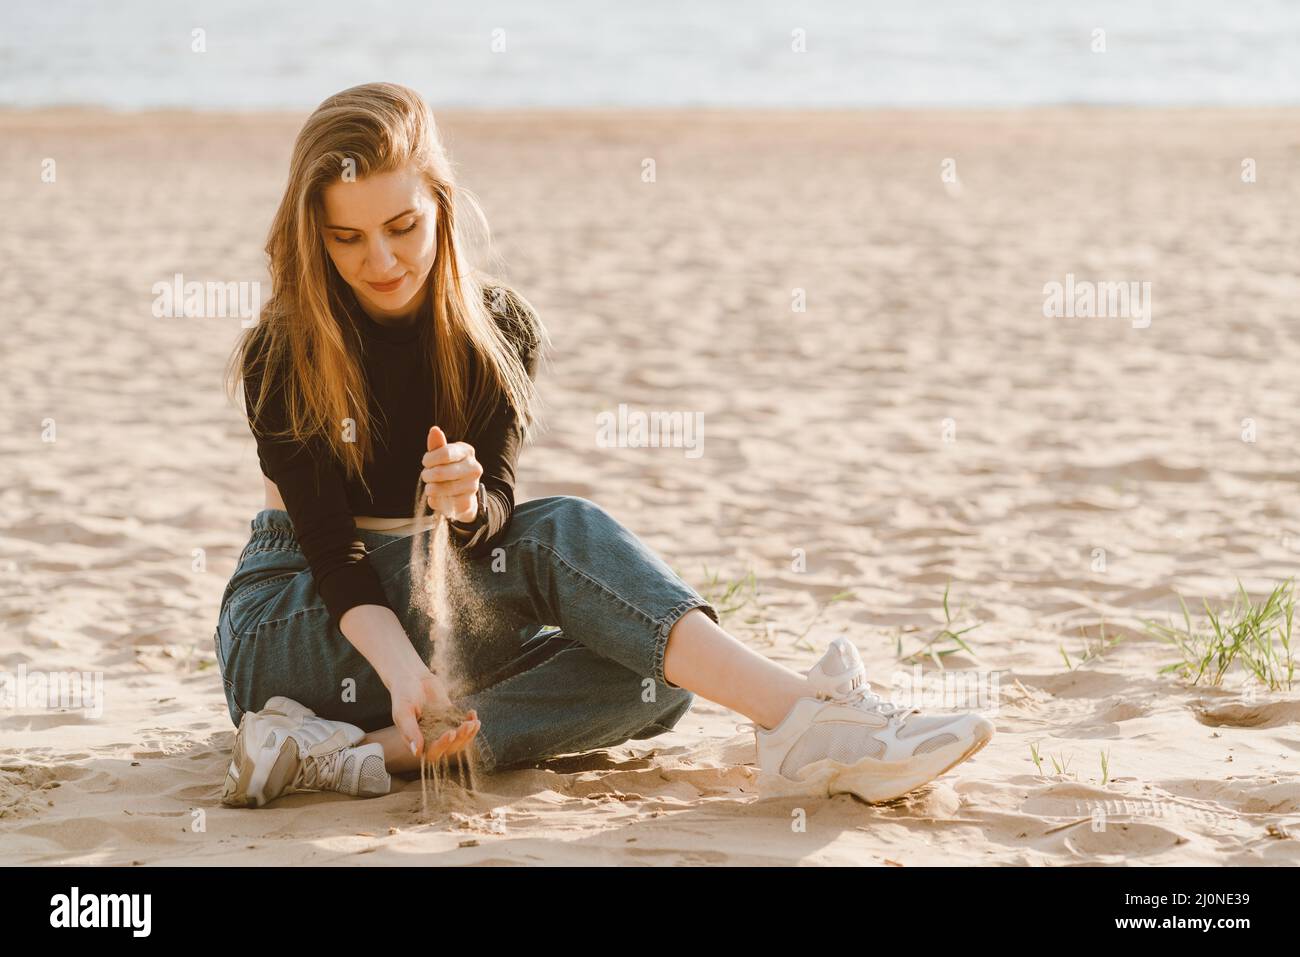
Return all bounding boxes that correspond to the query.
[225,571,301,636]
[212,624,226,673]
[213,611,245,726]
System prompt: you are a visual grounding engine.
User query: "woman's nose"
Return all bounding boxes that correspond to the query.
[365,237,397,270]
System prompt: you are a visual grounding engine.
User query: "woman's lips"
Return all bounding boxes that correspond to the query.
[367,273,407,293]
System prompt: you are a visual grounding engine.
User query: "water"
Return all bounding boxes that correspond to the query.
[4,0,1299,110]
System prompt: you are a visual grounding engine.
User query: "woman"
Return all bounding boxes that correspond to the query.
[215,82,994,809]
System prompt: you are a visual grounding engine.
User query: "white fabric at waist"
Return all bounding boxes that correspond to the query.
[353,514,439,538]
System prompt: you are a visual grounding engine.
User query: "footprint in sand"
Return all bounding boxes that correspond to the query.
[1193,698,1300,729]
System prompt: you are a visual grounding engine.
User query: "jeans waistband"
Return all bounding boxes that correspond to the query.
[250,508,297,538]
[246,508,406,549]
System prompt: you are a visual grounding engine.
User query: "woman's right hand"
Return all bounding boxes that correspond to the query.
[387,668,481,763]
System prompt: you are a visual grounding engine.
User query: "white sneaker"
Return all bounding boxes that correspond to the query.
[743,638,994,803]
[221,696,391,808]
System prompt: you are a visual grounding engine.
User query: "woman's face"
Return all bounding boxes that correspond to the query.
[319,164,438,322]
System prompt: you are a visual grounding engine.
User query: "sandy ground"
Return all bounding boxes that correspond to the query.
[2,107,1299,866]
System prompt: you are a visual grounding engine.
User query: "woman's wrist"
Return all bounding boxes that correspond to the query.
[337,604,428,690]
[447,484,486,529]
[376,644,430,691]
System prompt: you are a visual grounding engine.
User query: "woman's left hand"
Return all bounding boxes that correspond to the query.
[422,425,483,523]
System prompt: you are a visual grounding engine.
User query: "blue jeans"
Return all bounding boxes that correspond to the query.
[213,495,719,774]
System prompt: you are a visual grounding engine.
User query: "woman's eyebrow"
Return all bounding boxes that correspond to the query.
[323,208,418,231]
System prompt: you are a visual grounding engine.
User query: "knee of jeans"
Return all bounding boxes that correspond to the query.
[555,494,614,526]
[552,493,584,513]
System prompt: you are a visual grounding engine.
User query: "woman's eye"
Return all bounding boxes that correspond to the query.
[329,220,415,244]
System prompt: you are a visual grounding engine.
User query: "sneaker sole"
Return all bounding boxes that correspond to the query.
[758,719,994,804]
[220,712,254,808]
[220,713,299,808]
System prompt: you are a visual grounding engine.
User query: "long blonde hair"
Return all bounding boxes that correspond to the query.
[224,81,547,496]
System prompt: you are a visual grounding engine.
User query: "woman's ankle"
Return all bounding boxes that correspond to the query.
[752,677,810,732]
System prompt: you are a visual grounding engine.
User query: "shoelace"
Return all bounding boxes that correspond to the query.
[735,681,917,735]
[293,748,344,793]
[834,683,916,721]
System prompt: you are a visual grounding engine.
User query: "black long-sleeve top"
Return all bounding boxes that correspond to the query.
[241,284,538,625]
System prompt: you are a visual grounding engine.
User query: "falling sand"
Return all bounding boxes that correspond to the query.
[416,709,478,816]
[408,489,482,818]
